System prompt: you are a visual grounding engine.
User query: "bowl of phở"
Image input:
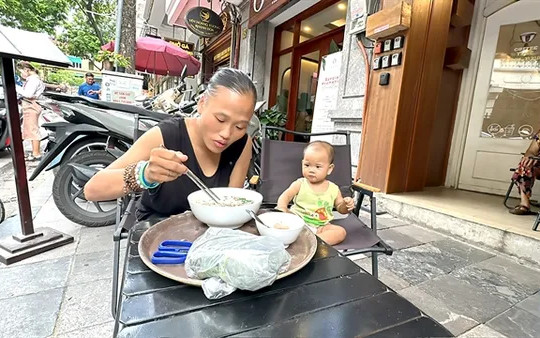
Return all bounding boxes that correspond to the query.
[187,187,263,229]
[255,212,305,247]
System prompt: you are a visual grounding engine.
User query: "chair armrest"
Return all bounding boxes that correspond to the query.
[249,175,260,185]
[352,181,381,193]
[114,195,137,241]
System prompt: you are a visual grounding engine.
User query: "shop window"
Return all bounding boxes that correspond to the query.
[299,1,347,43]
[276,53,292,112]
[281,29,294,50]
[481,21,540,139]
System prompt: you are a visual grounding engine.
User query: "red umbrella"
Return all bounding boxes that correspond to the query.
[101,37,200,76]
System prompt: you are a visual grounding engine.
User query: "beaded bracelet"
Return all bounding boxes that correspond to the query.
[123,163,142,195]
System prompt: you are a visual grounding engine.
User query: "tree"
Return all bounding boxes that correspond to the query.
[119,0,136,73]
[58,0,116,59]
[0,0,116,60]
[0,0,70,35]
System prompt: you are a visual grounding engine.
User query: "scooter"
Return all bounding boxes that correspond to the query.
[63,101,265,227]
[32,66,196,175]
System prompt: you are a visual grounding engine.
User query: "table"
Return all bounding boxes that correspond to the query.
[114,219,452,337]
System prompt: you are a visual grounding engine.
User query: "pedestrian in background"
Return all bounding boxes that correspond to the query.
[78,72,101,99]
[17,61,45,161]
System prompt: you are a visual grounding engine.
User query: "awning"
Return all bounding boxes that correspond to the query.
[166,0,222,27]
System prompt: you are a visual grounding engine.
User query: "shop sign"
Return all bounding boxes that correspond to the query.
[248,0,291,29]
[164,38,195,55]
[213,47,231,63]
[185,7,224,38]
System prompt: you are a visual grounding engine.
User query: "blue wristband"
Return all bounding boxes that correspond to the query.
[139,161,159,189]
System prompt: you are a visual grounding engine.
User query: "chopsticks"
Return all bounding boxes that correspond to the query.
[185,169,223,206]
[159,144,223,205]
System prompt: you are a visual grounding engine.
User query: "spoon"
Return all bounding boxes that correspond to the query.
[245,210,271,228]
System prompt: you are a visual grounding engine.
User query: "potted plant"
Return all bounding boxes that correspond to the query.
[114,54,130,73]
[259,104,287,140]
[95,51,130,72]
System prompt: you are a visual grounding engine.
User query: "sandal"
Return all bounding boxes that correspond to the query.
[509,205,535,215]
[26,154,42,162]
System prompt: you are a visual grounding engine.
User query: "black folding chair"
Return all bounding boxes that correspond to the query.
[253,126,393,277]
[111,114,159,318]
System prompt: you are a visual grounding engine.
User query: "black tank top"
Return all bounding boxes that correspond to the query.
[136,117,247,220]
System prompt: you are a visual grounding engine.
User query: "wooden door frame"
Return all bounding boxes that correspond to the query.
[268,0,344,136]
[286,29,345,135]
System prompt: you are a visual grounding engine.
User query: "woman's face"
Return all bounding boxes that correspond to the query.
[198,86,255,154]
[20,68,30,79]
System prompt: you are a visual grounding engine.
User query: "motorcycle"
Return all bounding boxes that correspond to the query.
[33,66,196,173]
[29,68,196,227]
[63,101,266,227]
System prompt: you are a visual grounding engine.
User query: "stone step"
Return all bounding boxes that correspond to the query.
[376,194,540,267]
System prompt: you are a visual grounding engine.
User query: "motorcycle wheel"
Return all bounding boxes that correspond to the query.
[53,151,116,227]
[52,137,108,175]
[0,199,4,223]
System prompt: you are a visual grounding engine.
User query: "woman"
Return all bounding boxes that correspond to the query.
[84,68,256,220]
[17,62,45,161]
[510,130,540,215]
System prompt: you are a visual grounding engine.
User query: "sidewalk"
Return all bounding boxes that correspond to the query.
[0,173,538,337]
[354,211,540,337]
[0,172,119,337]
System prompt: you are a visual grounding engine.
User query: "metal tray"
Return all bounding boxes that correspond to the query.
[138,211,318,286]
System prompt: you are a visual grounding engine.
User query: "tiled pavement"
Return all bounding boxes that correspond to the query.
[0,172,539,337]
[355,212,540,337]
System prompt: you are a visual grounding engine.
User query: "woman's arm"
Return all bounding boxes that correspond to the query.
[229,137,253,188]
[84,127,170,201]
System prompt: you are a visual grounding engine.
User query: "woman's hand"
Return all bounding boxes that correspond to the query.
[520,156,538,169]
[144,147,188,184]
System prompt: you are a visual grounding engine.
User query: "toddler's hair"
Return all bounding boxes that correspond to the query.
[304,141,335,164]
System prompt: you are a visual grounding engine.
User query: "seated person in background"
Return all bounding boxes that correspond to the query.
[510,130,540,215]
[276,141,355,245]
[78,72,101,99]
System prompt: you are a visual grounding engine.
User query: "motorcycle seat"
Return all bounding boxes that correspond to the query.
[44,92,170,121]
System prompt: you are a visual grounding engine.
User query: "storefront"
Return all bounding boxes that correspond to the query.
[202,16,232,83]
[448,0,540,199]
[267,0,347,136]
[238,0,364,167]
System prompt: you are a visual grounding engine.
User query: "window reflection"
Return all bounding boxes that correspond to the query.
[299,1,347,43]
[481,21,540,139]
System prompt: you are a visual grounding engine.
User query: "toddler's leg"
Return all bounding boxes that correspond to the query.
[316,224,346,245]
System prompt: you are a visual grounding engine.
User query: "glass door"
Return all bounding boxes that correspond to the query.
[459,1,540,196]
[270,0,347,140]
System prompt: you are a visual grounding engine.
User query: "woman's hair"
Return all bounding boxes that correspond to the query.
[18,61,39,75]
[205,68,257,103]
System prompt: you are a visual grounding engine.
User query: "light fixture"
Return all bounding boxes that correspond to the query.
[303,26,312,32]
[338,3,347,10]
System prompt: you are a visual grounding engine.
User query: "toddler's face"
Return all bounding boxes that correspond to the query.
[302,147,334,184]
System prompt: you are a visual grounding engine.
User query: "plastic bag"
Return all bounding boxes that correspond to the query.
[185,228,291,299]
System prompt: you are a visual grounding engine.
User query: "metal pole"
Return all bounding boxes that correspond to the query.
[0,57,34,235]
[114,0,124,54]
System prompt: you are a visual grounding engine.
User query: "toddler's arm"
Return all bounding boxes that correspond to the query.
[335,191,355,214]
[276,180,301,212]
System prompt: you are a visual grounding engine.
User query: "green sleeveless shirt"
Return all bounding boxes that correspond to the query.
[290,178,339,226]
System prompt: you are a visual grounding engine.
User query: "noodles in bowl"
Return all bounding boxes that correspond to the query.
[187,187,263,228]
[197,196,254,207]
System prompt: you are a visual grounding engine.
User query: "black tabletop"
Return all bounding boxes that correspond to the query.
[114,219,452,338]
